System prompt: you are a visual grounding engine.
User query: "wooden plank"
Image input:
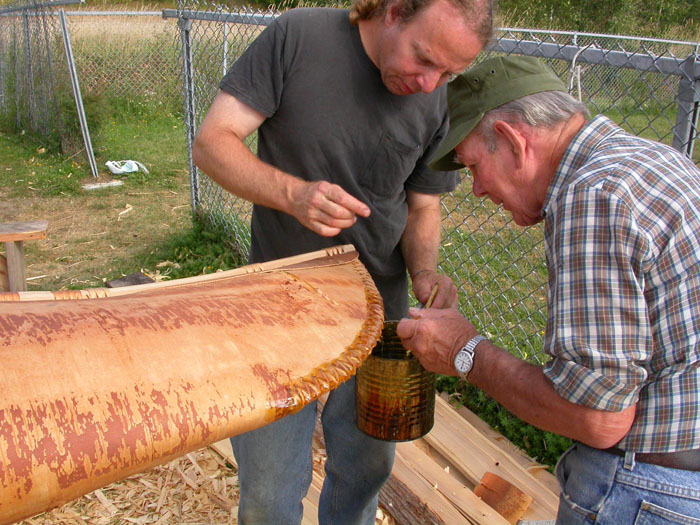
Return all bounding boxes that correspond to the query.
[0,220,48,242]
[473,472,532,524]
[386,450,466,524]
[380,462,449,525]
[421,397,559,521]
[301,472,322,525]
[395,442,510,525]
[438,394,560,496]
[209,439,235,466]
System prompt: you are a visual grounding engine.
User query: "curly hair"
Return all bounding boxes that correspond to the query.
[349,0,494,47]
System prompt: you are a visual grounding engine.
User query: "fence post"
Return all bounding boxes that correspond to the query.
[178,14,199,213]
[58,9,98,178]
[673,53,700,159]
[22,9,36,129]
[223,22,228,76]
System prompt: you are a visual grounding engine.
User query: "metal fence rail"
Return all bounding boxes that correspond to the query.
[172,4,700,365]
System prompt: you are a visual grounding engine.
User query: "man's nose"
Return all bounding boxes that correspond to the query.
[416,70,442,94]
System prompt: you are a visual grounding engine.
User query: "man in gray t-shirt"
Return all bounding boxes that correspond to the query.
[193,0,492,522]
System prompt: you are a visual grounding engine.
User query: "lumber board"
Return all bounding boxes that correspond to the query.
[474,472,533,524]
[387,449,467,524]
[421,397,559,521]
[4,240,26,292]
[379,461,449,524]
[439,394,560,495]
[395,442,510,525]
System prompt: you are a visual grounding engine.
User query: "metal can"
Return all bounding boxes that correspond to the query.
[355,321,436,441]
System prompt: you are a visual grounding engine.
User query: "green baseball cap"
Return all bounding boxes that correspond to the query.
[429,55,567,171]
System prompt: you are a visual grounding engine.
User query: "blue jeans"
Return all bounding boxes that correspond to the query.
[556,442,700,524]
[231,377,396,524]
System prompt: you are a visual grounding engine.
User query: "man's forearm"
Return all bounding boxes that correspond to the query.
[468,340,636,448]
[192,127,301,215]
[401,193,441,277]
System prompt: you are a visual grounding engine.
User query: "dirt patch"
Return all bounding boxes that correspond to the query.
[0,175,191,290]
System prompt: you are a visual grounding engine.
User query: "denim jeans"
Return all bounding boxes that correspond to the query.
[231,376,396,524]
[556,442,700,524]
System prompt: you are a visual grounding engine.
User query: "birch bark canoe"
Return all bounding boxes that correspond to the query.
[0,244,383,525]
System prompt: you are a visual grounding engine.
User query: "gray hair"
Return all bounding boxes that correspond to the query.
[475,90,590,151]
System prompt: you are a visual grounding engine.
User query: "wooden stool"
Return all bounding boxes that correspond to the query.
[0,221,48,292]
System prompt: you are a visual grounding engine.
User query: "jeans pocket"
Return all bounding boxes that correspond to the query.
[634,499,700,524]
[555,445,598,522]
[555,443,621,523]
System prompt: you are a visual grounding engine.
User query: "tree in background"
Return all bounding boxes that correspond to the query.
[495,0,698,38]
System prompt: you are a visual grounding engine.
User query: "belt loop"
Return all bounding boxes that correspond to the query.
[623,450,636,470]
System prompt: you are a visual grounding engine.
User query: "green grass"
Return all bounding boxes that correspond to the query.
[104,218,246,283]
[0,130,86,196]
[0,101,187,197]
[92,104,187,187]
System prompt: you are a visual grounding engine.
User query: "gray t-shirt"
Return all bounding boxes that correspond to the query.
[220,8,458,318]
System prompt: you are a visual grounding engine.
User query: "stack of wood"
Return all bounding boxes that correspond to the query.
[376,394,560,524]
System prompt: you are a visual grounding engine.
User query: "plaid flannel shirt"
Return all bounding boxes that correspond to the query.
[542,115,700,452]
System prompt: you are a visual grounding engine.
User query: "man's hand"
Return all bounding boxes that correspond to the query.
[411,269,459,309]
[290,180,371,237]
[397,307,478,376]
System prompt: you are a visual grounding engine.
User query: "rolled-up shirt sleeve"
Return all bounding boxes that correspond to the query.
[543,183,653,412]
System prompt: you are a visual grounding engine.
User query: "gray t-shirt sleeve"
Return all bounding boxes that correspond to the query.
[219,18,285,118]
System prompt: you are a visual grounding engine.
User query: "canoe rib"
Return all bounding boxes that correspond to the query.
[0,244,383,524]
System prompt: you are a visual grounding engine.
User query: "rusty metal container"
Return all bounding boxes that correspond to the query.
[356,321,436,441]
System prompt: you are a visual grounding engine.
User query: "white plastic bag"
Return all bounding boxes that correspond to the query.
[105,160,150,175]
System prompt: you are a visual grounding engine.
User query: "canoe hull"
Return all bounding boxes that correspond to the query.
[0,245,383,524]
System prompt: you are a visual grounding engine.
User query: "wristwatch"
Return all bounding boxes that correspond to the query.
[454,335,487,381]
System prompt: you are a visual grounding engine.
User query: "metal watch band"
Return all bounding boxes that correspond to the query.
[454,335,488,381]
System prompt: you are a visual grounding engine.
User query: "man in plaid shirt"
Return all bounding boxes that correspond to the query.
[398,55,700,523]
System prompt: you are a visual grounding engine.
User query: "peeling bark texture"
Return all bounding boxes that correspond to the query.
[0,244,384,525]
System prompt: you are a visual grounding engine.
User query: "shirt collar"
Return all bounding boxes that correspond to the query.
[542,115,622,217]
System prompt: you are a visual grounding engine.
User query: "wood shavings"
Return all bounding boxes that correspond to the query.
[117,203,133,221]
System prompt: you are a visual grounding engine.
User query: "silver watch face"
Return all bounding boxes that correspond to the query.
[454,350,473,374]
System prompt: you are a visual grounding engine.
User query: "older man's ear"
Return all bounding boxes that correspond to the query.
[492,120,528,170]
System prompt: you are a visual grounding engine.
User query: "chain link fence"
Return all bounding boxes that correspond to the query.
[0,0,74,148]
[0,4,182,158]
[173,4,700,365]
[65,10,181,112]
